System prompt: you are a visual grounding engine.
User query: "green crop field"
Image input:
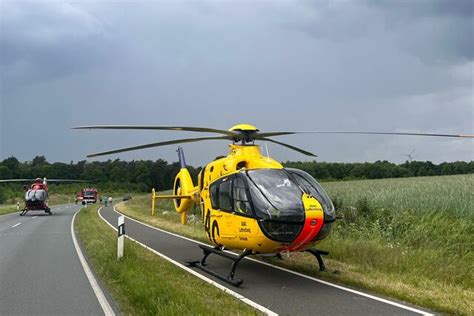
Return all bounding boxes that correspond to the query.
[315,175,473,315]
[117,174,473,315]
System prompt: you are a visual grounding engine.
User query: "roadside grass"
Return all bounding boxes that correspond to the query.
[118,193,208,243]
[74,204,260,316]
[117,175,474,315]
[48,194,74,205]
[0,204,17,216]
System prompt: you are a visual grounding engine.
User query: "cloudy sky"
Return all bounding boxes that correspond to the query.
[1,0,473,166]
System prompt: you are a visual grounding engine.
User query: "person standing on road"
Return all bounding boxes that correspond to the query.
[108,196,113,205]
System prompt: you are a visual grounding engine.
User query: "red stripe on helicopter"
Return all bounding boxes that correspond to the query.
[287,213,324,252]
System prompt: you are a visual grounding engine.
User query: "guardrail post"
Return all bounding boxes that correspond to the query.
[117,215,125,260]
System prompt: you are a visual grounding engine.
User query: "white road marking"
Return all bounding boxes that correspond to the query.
[99,207,277,316]
[11,222,21,228]
[0,203,74,219]
[71,208,115,316]
[109,206,433,316]
[32,216,38,219]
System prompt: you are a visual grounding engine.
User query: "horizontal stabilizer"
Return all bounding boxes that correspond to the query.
[153,195,193,200]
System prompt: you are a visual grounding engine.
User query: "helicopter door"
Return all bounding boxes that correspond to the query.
[232,175,253,241]
[217,177,237,240]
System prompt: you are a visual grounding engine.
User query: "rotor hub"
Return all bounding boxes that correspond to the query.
[228,124,259,132]
[229,124,259,143]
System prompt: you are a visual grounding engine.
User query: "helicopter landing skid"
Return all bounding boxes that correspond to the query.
[188,245,252,286]
[19,208,52,216]
[305,249,329,271]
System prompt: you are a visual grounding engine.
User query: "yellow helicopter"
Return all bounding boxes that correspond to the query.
[74,124,472,285]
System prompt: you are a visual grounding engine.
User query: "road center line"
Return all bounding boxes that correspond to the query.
[11,223,21,228]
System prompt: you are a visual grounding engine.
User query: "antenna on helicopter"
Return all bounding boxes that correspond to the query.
[264,142,270,162]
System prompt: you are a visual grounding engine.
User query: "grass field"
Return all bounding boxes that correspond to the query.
[0,204,18,216]
[75,204,260,315]
[117,174,474,315]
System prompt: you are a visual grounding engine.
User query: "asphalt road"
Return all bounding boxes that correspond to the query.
[0,205,110,315]
[100,206,433,316]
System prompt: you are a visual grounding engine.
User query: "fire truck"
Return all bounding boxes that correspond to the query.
[80,188,98,205]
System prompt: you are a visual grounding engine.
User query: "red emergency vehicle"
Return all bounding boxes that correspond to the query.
[80,188,98,205]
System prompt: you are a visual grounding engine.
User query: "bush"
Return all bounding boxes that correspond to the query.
[0,189,6,204]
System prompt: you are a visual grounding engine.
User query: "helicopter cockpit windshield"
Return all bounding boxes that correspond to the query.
[246,169,305,222]
[243,169,306,243]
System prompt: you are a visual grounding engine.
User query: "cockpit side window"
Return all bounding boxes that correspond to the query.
[218,177,233,212]
[210,177,233,212]
[210,174,255,216]
[210,181,219,209]
[232,175,252,216]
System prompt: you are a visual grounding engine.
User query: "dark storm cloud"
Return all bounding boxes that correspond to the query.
[0,0,472,164]
[367,0,473,18]
[298,0,473,63]
[368,0,474,62]
[1,1,114,86]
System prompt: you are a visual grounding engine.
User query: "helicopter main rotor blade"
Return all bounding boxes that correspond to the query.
[73,125,239,137]
[86,136,232,158]
[259,131,473,138]
[0,179,35,183]
[260,138,318,157]
[45,179,88,182]
[0,179,87,183]
[254,132,296,138]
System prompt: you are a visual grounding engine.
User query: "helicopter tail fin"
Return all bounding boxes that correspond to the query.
[151,147,198,224]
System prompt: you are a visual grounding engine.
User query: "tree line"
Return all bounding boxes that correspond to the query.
[0,156,201,203]
[0,155,200,191]
[1,155,472,203]
[283,160,474,180]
